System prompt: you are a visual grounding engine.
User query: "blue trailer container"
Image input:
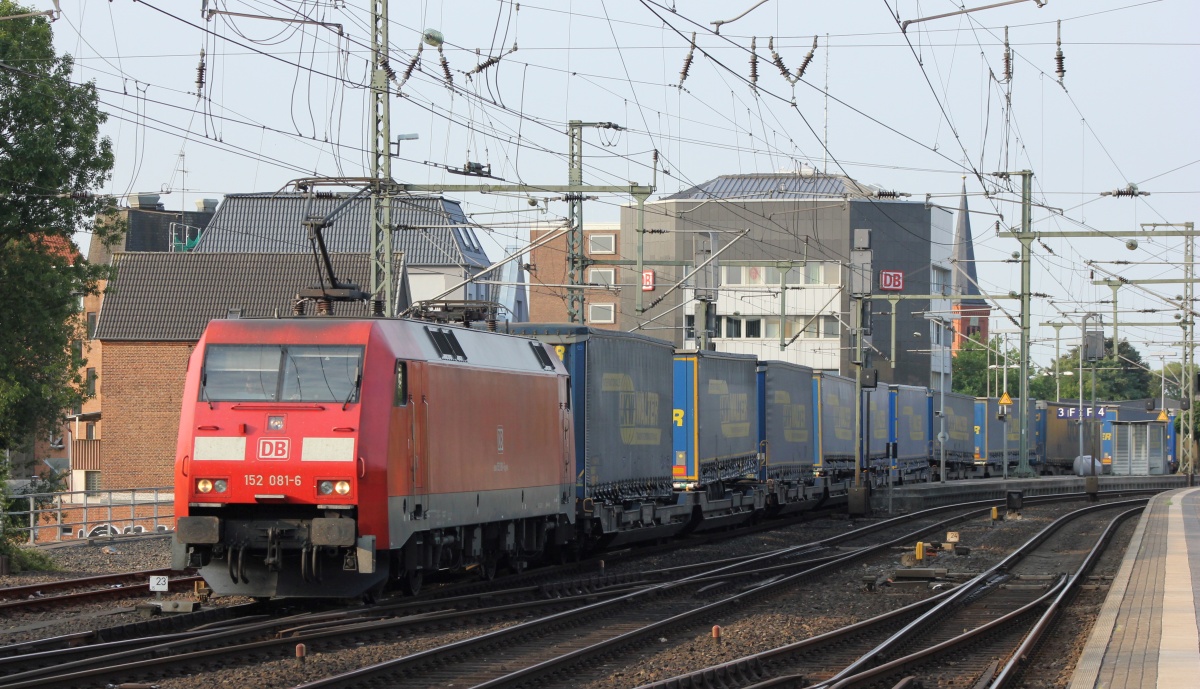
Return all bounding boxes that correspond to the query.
[866,386,890,467]
[939,391,977,466]
[756,360,815,483]
[887,385,931,481]
[974,397,1036,472]
[509,325,691,545]
[813,372,855,475]
[756,360,825,512]
[672,350,760,488]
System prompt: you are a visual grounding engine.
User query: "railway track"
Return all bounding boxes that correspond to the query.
[0,569,202,613]
[634,500,1144,689]
[0,490,1155,689]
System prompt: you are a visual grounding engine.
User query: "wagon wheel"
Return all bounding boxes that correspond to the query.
[479,558,498,581]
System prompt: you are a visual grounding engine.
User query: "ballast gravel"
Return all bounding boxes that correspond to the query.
[0,499,1123,686]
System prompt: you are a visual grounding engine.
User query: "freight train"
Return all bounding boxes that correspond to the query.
[171,318,1172,599]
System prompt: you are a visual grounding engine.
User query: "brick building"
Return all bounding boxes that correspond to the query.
[528,222,624,329]
[59,196,218,492]
[93,252,400,489]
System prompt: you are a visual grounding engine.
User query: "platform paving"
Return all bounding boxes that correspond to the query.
[1069,487,1200,688]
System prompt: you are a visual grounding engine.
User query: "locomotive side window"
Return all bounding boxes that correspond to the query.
[394,360,408,406]
[201,345,283,401]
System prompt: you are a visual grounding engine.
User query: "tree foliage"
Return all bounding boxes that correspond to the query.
[0,3,114,452]
[952,335,1153,403]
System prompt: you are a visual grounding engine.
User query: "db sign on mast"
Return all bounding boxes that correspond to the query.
[879,270,905,291]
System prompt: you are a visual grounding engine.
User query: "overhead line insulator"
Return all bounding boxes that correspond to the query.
[679,32,696,86]
[749,36,758,88]
[1054,20,1066,82]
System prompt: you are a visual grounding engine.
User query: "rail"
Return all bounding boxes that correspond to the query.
[1,487,174,545]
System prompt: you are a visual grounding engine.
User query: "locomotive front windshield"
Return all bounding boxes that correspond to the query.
[201,344,363,402]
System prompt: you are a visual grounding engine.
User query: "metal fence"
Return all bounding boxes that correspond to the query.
[3,487,175,544]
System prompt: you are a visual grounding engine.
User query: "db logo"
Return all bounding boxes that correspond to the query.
[879,270,905,291]
[258,438,290,460]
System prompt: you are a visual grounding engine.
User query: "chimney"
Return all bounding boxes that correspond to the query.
[195,198,219,213]
[127,193,160,209]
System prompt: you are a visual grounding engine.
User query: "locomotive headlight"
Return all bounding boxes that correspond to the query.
[196,479,214,494]
[213,479,228,493]
[334,480,351,495]
[318,480,334,495]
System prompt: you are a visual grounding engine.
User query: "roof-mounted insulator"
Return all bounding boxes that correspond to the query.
[679,32,696,86]
[195,48,206,97]
[795,36,818,81]
[1054,20,1066,82]
[438,45,453,85]
[749,37,759,88]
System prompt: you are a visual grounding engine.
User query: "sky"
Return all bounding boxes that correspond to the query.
[38,0,1200,370]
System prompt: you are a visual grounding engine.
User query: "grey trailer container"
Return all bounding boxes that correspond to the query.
[508,324,675,501]
[814,372,855,471]
[939,391,977,463]
[673,349,760,485]
[758,360,815,483]
[892,385,931,462]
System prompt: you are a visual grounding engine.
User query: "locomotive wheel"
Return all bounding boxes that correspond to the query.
[402,569,423,596]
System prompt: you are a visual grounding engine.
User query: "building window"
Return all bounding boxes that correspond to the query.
[765,318,780,339]
[86,312,97,339]
[822,315,840,338]
[724,317,742,338]
[724,265,743,285]
[85,368,96,396]
[805,262,823,284]
[84,470,101,493]
[587,234,616,254]
[85,422,95,440]
[745,318,762,338]
[588,303,615,324]
[589,268,615,286]
[931,266,951,296]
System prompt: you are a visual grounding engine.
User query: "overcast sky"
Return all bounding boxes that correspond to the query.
[44,0,1199,368]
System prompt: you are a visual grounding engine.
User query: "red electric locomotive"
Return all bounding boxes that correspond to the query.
[172,317,574,598]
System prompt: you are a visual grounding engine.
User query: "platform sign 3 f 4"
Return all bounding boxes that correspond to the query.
[879,270,904,291]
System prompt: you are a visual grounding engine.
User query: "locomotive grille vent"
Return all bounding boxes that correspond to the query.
[530,342,555,370]
[425,326,468,361]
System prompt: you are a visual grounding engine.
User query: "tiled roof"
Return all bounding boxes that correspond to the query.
[95,252,404,341]
[661,173,878,201]
[193,193,490,268]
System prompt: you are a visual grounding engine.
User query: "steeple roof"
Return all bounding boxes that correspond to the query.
[952,180,988,307]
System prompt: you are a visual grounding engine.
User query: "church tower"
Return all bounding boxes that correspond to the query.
[951,179,991,353]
